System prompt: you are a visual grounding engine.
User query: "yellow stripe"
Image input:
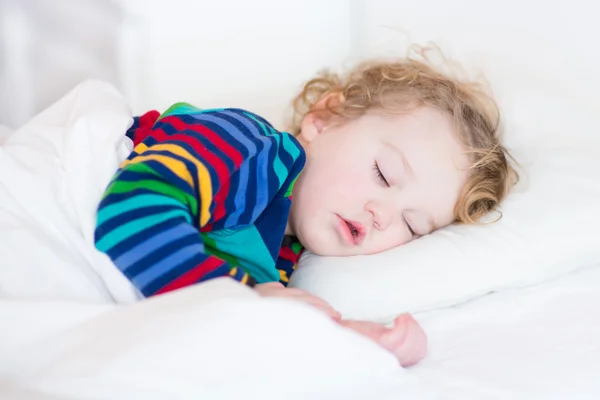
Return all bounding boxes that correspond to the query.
[134,142,149,154]
[229,267,238,276]
[240,274,248,285]
[122,154,193,185]
[279,269,289,283]
[122,143,213,226]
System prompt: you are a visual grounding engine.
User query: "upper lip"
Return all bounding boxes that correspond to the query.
[343,218,366,245]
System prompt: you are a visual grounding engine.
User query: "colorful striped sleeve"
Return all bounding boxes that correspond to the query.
[94,105,299,297]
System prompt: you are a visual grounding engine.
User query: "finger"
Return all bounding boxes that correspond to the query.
[394,313,415,327]
[281,288,308,296]
[262,282,285,288]
[398,323,427,367]
[299,296,341,319]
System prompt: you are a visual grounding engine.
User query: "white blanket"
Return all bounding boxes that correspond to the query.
[0,80,138,302]
[0,81,432,399]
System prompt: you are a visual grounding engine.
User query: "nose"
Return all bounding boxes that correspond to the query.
[365,200,393,231]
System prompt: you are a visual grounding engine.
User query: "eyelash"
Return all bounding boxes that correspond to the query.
[404,217,416,237]
[373,161,415,236]
[373,161,389,187]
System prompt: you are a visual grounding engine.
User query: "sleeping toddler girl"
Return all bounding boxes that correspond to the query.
[94,46,516,367]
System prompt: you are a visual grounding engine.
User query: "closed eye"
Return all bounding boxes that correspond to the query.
[404,217,416,237]
[373,161,389,187]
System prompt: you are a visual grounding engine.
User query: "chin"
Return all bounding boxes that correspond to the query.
[301,238,350,257]
[300,240,329,256]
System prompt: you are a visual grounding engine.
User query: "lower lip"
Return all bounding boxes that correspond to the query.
[336,215,356,246]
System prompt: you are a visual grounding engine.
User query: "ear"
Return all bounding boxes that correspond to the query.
[298,92,344,144]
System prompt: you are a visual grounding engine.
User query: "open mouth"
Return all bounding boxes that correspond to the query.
[337,215,365,246]
[345,221,359,238]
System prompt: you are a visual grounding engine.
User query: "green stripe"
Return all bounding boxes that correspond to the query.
[291,241,303,254]
[203,227,279,283]
[97,194,188,226]
[159,102,226,120]
[202,234,242,267]
[96,210,192,252]
[242,112,272,136]
[159,102,201,119]
[105,178,198,216]
[270,135,287,187]
[285,175,299,198]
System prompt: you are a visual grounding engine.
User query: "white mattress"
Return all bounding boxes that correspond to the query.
[1,81,598,399]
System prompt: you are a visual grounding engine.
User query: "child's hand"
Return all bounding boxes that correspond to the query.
[254,282,341,320]
[338,314,427,367]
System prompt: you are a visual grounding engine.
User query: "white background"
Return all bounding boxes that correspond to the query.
[1,0,599,137]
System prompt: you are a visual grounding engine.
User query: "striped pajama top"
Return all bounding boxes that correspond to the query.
[94,103,305,297]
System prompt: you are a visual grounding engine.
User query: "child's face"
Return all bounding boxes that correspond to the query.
[288,105,470,256]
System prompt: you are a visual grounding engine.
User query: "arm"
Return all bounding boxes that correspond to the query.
[95,110,256,297]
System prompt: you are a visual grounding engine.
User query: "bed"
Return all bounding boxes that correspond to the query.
[1,1,599,399]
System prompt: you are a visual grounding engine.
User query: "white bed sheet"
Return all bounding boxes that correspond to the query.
[413,264,600,399]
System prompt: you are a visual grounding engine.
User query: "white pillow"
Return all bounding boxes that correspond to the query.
[290,142,600,322]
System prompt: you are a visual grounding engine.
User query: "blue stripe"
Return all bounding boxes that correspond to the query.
[114,223,191,271]
[126,229,203,277]
[194,111,268,227]
[133,243,205,288]
[105,218,177,263]
[226,158,249,227]
[218,110,267,227]
[191,113,259,149]
[244,114,287,186]
[96,210,192,252]
[130,158,194,195]
[268,134,287,186]
[220,110,264,138]
[252,137,272,220]
[98,194,187,226]
[97,204,183,239]
[141,248,220,295]
[238,150,258,224]
[281,132,302,161]
[197,264,234,282]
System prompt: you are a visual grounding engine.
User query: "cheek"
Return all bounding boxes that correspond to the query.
[310,157,369,195]
[366,226,407,254]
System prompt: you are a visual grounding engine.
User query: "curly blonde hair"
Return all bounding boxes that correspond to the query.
[289,46,517,224]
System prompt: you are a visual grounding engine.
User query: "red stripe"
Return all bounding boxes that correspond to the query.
[132,110,160,146]
[162,116,244,167]
[200,222,214,233]
[146,116,245,223]
[154,257,226,295]
[278,246,297,262]
[166,118,241,222]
